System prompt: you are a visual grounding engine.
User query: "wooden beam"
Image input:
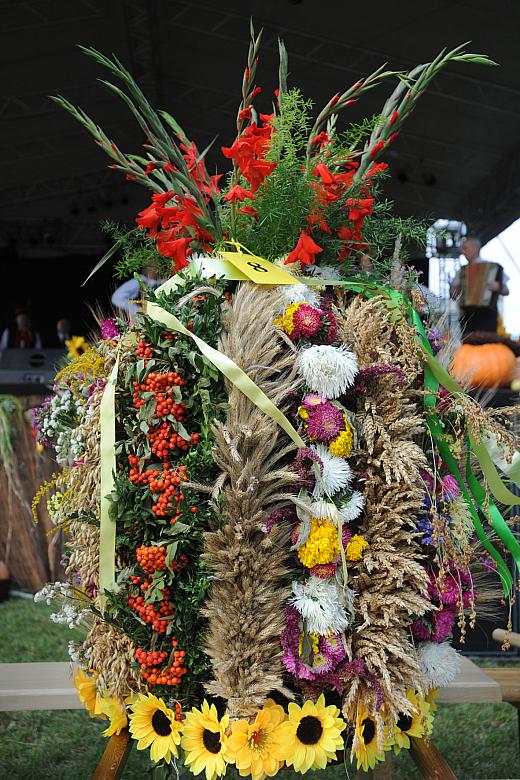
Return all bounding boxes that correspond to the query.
[492,628,520,649]
[437,655,502,705]
[409,737,458,779]
[92,729,132,780]
[0,662,81,711]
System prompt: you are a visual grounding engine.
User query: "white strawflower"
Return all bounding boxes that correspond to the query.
[298,345,358,399]
[417,641,461,688]
[279,283,320,307]
[291,577,353,634]
[310,500,340,523]
[339,491,365,523]
[311,444,352,498]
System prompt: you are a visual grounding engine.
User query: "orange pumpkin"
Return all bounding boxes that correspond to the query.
[451,343,517,388]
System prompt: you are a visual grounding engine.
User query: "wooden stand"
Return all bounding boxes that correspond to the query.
[92,729,132,780]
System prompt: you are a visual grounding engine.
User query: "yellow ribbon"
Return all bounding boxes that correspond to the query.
[98,352,119,607]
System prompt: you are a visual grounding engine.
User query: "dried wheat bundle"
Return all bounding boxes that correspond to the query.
[203,283,301,716]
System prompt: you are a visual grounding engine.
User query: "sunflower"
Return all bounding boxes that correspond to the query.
[74,668,105,719]
[181,700,230,780]
[390,689,433,754]
[128,692,183,763]
[66,335,88,358]
[273,694,345,773]
[352,705,385,772]
[227,699,286,780]
[99,697,128,737]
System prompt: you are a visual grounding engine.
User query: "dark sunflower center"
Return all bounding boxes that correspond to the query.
[397,713,413,733]
[361,718,375,745]
[296,715,323,745]
[202,729,222,754]
[152,709,172,736]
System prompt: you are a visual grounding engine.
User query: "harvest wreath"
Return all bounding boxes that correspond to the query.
[34,29,520,776]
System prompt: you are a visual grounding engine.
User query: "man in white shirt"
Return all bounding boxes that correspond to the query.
[450,236,509,333]
[111,265,163,320]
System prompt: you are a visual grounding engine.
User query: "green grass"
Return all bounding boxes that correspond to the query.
[0,599,518,779]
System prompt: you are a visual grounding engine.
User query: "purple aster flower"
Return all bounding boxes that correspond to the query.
[355,363,405,392]
[411,617,433,641]
[281,606,315,681]
[431,606,457,642]
[320,633,347,666]
[100,318,120,340]
[306,401,344,442]
[427,329,444,354]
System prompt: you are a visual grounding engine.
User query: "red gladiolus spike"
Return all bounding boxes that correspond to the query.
[239,106,253,120]
[251,86,262,99]
[312,162,336,185]
[238,205,259,218]
[156,237,193,271]
[389,109,399,126]
[329,94,340,106]
[369,140,386,159]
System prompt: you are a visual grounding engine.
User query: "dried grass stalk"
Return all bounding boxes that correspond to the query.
[203,283,301,717]
[84,620,144,697]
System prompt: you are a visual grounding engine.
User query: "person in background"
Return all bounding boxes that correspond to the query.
[55,318,72,347]
[111,264,163,320]
[450,236,509,333]
[0,310,42,350]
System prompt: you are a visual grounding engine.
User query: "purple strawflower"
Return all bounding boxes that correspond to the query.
[281,607,314,681]
[325,311,338,344]
[320,634,347,666]
[431,606,457,642]
[100,318,120,340]
[305,401,344,442]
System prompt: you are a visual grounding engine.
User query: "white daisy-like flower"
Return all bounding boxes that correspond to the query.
[311,444,352,498]
[290,577,353,634]
[306,265,342,280]
[310,500,340,523]
[278,283,320,308]
[298,345,358,399]
[339,491,365,523]
[416,641,461,688]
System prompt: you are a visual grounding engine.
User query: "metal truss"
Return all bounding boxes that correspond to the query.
[0,217,110,254]
[2,0,104,33]
[0,169,130,207]
[121,0,162,103]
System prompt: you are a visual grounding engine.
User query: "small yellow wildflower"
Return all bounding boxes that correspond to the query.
[297,518,339,568]
[346,534,368,561]
[298,406,309,420]
[274,303,302,336]
[329,424,354,457]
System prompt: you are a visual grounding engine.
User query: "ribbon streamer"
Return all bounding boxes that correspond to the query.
[98,351,120,607]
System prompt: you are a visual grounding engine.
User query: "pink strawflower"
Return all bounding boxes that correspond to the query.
[306,401,344,442]
[292,304,324,339]
[302,393,327,409]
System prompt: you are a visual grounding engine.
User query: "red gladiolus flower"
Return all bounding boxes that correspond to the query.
[244,158,277,192]
[389,109,399,126]
[329,94,340,106]
[346,197,374,224]
[388,131,399,145]
[284,231,323,266]
[238,205,259,218]
[163,162,175,173]
[366,162,389,178]
[145,162,156,174]
[224,185,255,203]
[239,106,252,120]
[311,131,331,148]
[312,163,336,185]
[251,86,262,98]
[156,237,193,270]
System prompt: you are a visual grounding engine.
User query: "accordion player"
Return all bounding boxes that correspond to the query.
[450,237,509,334]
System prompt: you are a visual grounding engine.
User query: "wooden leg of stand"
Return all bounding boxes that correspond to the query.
[409,737,457,780]
[92,728,132,780]
[372,756,393,778]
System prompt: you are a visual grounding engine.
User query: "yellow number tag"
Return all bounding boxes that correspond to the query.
[219,250,300,285]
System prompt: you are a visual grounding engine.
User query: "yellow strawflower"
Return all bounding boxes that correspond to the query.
[346,534,368,561]
[297,518,339,569]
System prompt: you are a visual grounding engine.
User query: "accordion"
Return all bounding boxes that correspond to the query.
[460,261,503,308]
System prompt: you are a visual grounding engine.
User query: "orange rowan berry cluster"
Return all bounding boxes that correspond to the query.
[135,340,154,358]
[136,545,167,574]
[135,639,187,691]
[127,591,173,633]
[128,458,189,520]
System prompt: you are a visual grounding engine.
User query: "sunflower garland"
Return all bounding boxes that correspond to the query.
[33,23,519,779]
